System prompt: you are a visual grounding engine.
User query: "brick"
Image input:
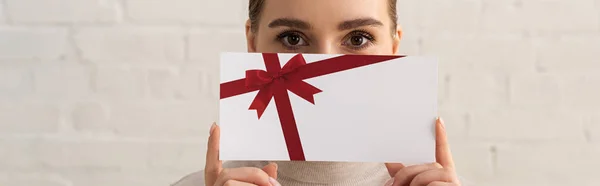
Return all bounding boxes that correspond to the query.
[93,67,146,99]
[509,74,561,108]
[561,74,600,110]
[416,0,481,31]
[188,29,247,64]
[495,144,600,185]
[5,0,120,24]
[147,67,181,99]
[0,139,148,170]
[0,66,33,98]
[438,108,468,140]
[482,0,599,32]
[450,143,494,184]
[0,103,60,133]
[196,65,220,100]
[0,178,69,186]
[445,73,508,109]
[480,0,528,32]
[524,0,600,31]
[535,36,600,73]
[178,65,215,99]
[74,27,185,63]
[147,66,215,100]
[126,0,245,25]
[64,170,183,186]
[484,178,587,186]
[470,108,585,141]
[147,142,204,171]
[0,28,69,60]
[70,102,110,132]
[68,177,175,186]
[421,32,536,74]
[74,102,217,137]
[32,65,92,100]
[0,174,70,186]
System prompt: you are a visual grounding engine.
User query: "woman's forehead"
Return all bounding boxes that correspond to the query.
[258,0,392,29]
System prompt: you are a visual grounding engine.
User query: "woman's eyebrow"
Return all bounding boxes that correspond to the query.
[268,18,312,30]
[338,18,384,30]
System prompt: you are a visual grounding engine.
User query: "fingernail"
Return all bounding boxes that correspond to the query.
[384,178,394,186]
[209,123,216,134]
[269,177,281,186]
[438,117,445,129]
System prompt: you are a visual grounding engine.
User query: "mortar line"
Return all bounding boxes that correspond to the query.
[1,0,11,24]
[183,27,191,62]
[583,115,592,143]
[119,0,130,23]
[505,72,512,107]
[464,112,471,134]
[490,145,498,175]
[584,128,592,143]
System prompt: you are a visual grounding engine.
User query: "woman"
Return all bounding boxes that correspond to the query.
[174,0,461,185]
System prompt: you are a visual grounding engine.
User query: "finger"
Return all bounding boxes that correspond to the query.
[269,177,282,186]
[261,163,278,179]
[205,123,223,186]
[214,167,272,186]
[391,163,442,186]
[222,180,258,186]
[426,181,458,186]
[409,169,455,186]
[384,163,405,177]
[435,117,455,169]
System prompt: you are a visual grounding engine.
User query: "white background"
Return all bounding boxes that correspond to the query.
[1,0,600,186]
[220,53,437,164]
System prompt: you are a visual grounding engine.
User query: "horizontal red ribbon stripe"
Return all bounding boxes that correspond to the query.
[220,54,403,99]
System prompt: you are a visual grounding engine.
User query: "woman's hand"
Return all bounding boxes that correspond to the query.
[384,118,461,186]
[204,123,281,186]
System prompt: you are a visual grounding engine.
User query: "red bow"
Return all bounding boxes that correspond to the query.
[245,54,322,118]
[221,53,403,161]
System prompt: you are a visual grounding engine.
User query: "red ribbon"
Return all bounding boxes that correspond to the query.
[220,53,403,161]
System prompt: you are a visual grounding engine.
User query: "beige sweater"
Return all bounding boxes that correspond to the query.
[171,161,391,186]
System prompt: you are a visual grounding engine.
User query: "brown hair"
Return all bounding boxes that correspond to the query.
[248,0,398,33]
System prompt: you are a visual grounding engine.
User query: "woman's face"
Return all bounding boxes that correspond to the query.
[246,0,402,55]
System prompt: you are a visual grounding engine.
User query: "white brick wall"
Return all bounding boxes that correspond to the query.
[125,0,246,25]
[482,0,600,32]
[0,66,33,99]
[494,144,600,186]
[74,27,186,63]
[0,0,599,186]
[4,0,122,24]
[0,28,69,60]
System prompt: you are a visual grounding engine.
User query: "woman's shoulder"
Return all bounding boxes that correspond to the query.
[170,161,269,186]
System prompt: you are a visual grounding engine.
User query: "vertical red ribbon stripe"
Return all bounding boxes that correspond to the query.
[220,53,404,161]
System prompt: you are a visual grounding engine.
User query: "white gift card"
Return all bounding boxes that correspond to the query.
[219,52,437,164]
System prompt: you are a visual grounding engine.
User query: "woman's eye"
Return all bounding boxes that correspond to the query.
[348,35,367,46]
[343,31,375,50]
[344,35,370,47]
[286,35,301,45]
[279,33,307,48]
